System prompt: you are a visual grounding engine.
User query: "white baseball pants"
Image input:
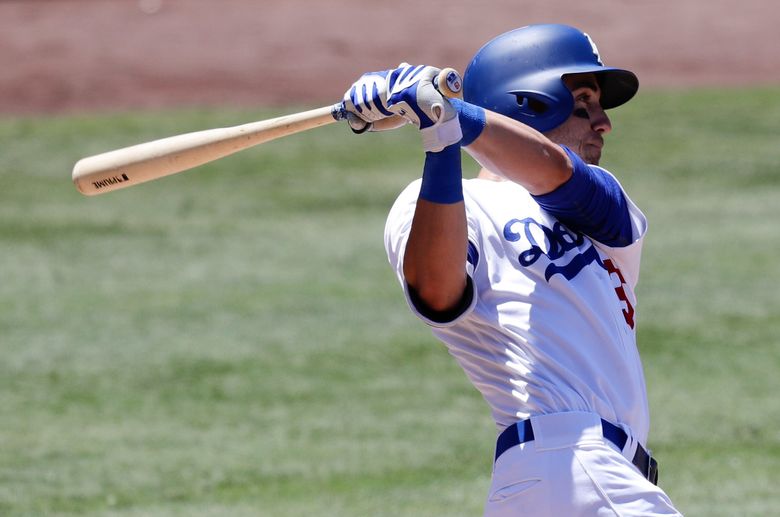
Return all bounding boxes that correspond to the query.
[484,412,683,516]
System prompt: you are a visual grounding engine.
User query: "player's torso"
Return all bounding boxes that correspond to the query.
[435,178,649,440]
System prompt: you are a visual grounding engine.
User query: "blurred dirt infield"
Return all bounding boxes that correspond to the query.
[1,0,777,115]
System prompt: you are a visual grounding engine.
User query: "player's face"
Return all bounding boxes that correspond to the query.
[544,73,612,165]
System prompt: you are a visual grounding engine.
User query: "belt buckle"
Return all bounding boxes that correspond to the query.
[648,456,659,485]
[632,443,659,486]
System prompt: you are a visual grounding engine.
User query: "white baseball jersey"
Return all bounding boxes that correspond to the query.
[384,173,650,443]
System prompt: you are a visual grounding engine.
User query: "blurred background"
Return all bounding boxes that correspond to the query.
[1,1,778,516]
[3,0,779,115]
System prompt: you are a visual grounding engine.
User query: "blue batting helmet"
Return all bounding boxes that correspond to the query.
[463,24,638,132]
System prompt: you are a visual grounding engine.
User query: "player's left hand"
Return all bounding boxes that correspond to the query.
[342,68,398,133]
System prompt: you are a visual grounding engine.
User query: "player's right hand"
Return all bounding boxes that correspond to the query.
[385,64,462,152]
[385,65,449,127]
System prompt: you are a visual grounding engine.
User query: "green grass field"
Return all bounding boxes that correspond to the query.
[1,88,778,516]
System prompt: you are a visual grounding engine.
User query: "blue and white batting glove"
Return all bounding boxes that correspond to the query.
[342,69,397,133]
[386,64,462,152]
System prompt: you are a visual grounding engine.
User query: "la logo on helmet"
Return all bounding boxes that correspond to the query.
[583,32,604,65]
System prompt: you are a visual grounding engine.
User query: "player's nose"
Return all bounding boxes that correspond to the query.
[592,106,612,134]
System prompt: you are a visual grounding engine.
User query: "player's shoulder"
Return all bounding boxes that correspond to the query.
[589,163,623,185]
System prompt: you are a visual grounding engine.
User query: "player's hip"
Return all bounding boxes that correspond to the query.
[485,411,682,517]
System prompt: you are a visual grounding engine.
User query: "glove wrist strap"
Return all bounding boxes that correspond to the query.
[420,115,463,152]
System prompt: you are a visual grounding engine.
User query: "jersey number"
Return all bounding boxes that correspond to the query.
[603,259,635,329]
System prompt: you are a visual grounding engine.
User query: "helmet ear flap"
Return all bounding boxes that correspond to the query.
[510,90,573,132]
[515,94,550,115]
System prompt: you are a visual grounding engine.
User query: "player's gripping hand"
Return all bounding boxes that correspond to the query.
[385,64,462,152]
[342,69,398,133]
[342,63,463,148]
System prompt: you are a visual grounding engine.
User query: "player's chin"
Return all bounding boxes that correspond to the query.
[582,144,602,165]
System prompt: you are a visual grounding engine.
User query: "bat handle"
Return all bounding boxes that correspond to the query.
[331,102,349,122]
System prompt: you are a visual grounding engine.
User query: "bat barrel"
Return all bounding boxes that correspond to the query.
[72,105,339,196]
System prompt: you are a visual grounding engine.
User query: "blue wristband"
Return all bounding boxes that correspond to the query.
[419,143,463,204]
[450,98,486,146]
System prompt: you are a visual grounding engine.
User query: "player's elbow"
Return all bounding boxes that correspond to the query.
[407,277,468,314]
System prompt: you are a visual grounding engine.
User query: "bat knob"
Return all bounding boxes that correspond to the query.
[435,68,463,99]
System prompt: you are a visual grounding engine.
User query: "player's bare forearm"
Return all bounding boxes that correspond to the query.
[342,64,469,312]
[466,110,572,195]
[403,199,468,313]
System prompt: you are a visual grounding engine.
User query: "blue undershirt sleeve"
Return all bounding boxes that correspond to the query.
[531,146,634,247]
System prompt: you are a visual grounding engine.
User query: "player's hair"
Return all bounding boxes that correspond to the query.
[463,24,639,132]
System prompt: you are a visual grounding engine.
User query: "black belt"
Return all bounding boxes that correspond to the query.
[495,417,659,485]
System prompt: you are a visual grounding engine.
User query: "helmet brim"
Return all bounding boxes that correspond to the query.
[597,69,639,110]
[560,66,639,110]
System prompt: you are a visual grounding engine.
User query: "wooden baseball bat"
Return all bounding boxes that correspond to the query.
[72,68,463,196]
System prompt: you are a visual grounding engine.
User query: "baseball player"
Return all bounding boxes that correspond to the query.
[343,24,683,516]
